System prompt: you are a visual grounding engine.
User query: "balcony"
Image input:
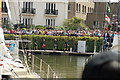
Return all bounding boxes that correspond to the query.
[22,8,36,15]
[2,8,8,13]
[44,9,58,16]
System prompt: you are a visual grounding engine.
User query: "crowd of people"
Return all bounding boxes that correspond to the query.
[3,28,118,37]
[3,28,119,50]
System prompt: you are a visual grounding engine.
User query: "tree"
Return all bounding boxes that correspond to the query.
[63,17,86,30]
[54,26,65,30]
[35,25,45,30]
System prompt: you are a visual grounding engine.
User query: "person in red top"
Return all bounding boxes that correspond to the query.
[41,39,46,50]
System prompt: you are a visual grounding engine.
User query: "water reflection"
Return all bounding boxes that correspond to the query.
[34,54,89,78]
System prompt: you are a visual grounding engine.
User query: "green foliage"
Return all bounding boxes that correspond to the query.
[54,26,65,30]
[21,28,27,30]
[4,34,15,40]
[63,17,86,30]
[5,34,103,52]
[35,25,45,30]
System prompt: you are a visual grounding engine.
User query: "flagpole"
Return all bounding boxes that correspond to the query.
[104,2,108,31]
[104,0,111,31]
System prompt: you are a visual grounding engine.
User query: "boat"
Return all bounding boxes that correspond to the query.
[0,26,42,79]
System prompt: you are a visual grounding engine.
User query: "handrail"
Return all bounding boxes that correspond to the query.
[19,51,41,78]
[31,55,58,78]
[22,50,32,74]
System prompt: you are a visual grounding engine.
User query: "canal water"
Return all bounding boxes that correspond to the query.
[34,54,89,78]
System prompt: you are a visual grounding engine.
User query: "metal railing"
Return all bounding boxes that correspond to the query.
[2,8,8,13]
[45,9,58,15]
[22,8,36,14]
[31,55,58,78]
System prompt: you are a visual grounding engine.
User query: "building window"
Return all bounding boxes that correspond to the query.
[23,18,33,26]
[2,17,8,25]
[2,2,8,13]
[102,21,106,28]
[68,4,71,11]
[79,4,81,12]
[45,3,57,15]
[76,3,80,13]
[93,21,99,28]
[46,19,55,26]
[82,5,84,13]
[85,6,86,13]
[76,3,78,12]
[23,2,34,13]
[88,7,89,13]
[90,8,92,13]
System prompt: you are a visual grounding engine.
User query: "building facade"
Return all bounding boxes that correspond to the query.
[2,0,95,28]
[68,0,94,20]
[2,0,68,27]
[3,0,118,30]
[86,2,118,30]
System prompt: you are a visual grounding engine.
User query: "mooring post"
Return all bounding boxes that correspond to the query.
[47,65,50,78]
[94,40,96,53]
[32,54,34,71]
[40,59,42,73]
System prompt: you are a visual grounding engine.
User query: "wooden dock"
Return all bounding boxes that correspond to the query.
[19,50,97,56]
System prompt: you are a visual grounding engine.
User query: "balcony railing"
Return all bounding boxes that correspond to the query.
[22,8,36,14]
[45,9,58,15]
[2,8,8,13]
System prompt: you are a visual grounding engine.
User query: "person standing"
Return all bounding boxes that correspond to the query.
[41,39,46,50]
[64,40,69,51]
[103,31,110,50]
[34,39,38,50]
[53,39,57,50]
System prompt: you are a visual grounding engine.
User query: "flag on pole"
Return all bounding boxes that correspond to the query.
[105,15,110,23]
[106,3,111,13]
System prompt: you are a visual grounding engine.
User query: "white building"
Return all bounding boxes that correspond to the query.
[2,0,68,27]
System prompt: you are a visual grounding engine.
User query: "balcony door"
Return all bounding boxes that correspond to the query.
[46,3,56,14]
[23,2,33,12]
[46,19,55,26]
[2,2,8,13]
[23,18,33,26]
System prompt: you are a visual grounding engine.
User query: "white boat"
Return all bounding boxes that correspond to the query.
[0,27,41,79]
